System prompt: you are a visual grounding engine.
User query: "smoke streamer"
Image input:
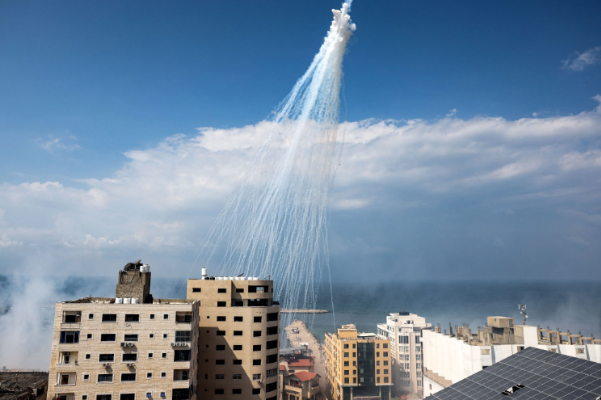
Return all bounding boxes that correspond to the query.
[199,2,355,333]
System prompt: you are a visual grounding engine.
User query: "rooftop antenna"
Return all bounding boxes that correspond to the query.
[518,304,528,325]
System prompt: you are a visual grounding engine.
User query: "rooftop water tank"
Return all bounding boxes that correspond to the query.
[115,298,123,304]
[140,264,150,272]
[201,268,207,278]
[123,298,131,304]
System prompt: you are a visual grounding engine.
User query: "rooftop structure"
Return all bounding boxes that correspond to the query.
[0,372,48,400]
[424,346,601,400]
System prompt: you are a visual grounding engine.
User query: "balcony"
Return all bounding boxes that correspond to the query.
[60,323,81,329]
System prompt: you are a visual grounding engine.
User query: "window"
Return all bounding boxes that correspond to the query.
[216,360,225,365]
[253,331,262,337]
[399,335,409,344]
[100,334,116,342]
[253,345,262,351]
[353,352,356,357]
[89,314,94,319]
[384,369,389,374]
[266,354,277,364]
[83,374,90,380]
[148,352,153,358]
[376,352,380,357]
[233,374,242,380]
[214,389,224,395]
[85,354,91,360]
[267,312,278,322]
[266,326,277,335]
[376,361,380,366]
[163,314,169,319]
[377,377,380,383]
[253,359,261,366]
[352,344,356,349]
[150,314,155,319]
[383,352,388,357]
[254,316,262,323]
[344,370,349,375]
[344,352,349,357]
[59,331,79,344]
[383,343,388,348]
[147,372,152,378]
[265,382,277,393]
[344,361,349,366]
[217,316,226,321]
[162,353,167,358]
[161,372,167,378]
[266,368,277,378]
[120,395,134,400]
[97,396,111,400]
[353,378,356,383]
[232,300,243,307]
[233,359,242,365]
[99,354,114,362]
[175,350,191,362]
[83,396,88,400]
[234,331,243,336]
[234,316,243,322]
[124,334,138,342]
[218,288,227,293]
[266,340,278,350]
[236,288,244,293]
[86,333,92,340]
[192,288,201,292]
[384,377,389,383]
[253,374,261,381]
[376,343,380,349]
[217,301,226,307]
[233,345,242,351]
[163,334,168,339]
[248,285,268,293]
[344,344,349,349]
[176,331,192,342]
[216,345,225,351]
[125,314,139,322]
[344,378,349,384]
[252,389,260,395]
[102,314,117,322]
[98,374,113,382]
[121,374,136,382]
[149,334,154,339]
[232,389,241,395]
[123,353,137,361]
[215,374,224,379]
[216,330,226,336]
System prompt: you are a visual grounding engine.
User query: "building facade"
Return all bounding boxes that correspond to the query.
[47,262,200,400]
[422,316,601,397]
[186,269,280,400]
[377,312,431,398]
[325,324,392,400]
[279,346,321,400]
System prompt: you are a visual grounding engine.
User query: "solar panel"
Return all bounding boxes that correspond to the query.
[424,347,601,400]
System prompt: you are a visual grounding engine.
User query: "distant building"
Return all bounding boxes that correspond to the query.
[422,316,601,397]
[279,346,321,399]
[377,312,431,398]
[47,261,200,400]
[0,372,48,400]
[186,269,280,400]
[325,324,392,400]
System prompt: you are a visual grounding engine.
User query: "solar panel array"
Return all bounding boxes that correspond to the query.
[424,346,601,400]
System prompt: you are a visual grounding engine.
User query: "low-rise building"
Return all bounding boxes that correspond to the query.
[422,316,601,397]
[377,312,431,398]
[47,262,200,400]
[279,346,321,399]
[0,372,48,400]
[325,324,392,400]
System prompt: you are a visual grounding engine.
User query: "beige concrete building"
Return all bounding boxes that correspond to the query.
[279,346,322,400]
[377,312,431,398]
[325,324,392,400]
[186,269,280,400]
[422,316,601,397]
[47,262,200,400]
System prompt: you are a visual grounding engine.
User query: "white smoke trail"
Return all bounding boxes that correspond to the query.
[199,1,356,334]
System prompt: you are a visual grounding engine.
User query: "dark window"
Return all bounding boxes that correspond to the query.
[176,331,192,342]
[218,288,226,293]
[99,354,114,362]
[121,374,136,382]
[192,288,201,293]
[100,334,116,342]
[252,389,260,395]
[383,352,388,357]
[233,374,242,380]
[87,333,92,339]
[102,314,117,322]
[216,345,225,350]
[64,314,78,323]
[97,395,111,400]
[123,353,137,361]
[164,314,169,319]
[232,389,241,395]
[124,334,138,342]
[248,285,268,293]
[162,353,167,358]
[125,314,139,322]
[234,331,243,336]
[214,389,224,395]
[217,316,226,322]
[344,378,349,384]
[59,331,79,343]
[344,370,349,375]
[232,301,243,307]
[234,316,243,322]
[85,354,91,360]
[253,345,262,351]
[267,313,278,322]
[253,331,262,337]
[233,359,242,365]
[266,354,278,364]
[98,374,113,382]
[150,314,155,319]
[163,333,168,339]
[236,288,244,293]
[215,375,224,380]
[217,302,226,307]
[216,330,225,336]
[384,377,389,383]
[149,334,154,338]
[383,343,389,348]
[253,316,262,323]
[174,350,191,362]
[344,344,349,349]
[89,314,94,319]
[233,345,242,351]
[266,340,278,350]
[344,361,349,366]
[147,372,152,378]
[266,327,277,335]
[216,360,225,365]
[253,359,261,366]
[266,382,277,392]
[120,395,135,400]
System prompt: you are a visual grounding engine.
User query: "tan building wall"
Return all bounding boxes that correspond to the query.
[47,298,199,400]
[187,276,280,400]
[325,324,392,400]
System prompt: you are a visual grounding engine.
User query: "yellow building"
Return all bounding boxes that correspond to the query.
[325,324,392,400]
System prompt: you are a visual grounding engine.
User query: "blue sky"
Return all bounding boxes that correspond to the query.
[0,0,600,281]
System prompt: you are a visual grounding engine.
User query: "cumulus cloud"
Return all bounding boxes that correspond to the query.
[34,135,81,152]
[562,46,601,71]
[0,97,601,279]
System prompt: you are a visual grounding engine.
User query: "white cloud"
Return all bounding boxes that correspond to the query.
[562,46,601,71]
[35,135,81,152]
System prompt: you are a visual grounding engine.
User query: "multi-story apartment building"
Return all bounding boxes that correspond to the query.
[47,262,200,400]
[186,269,280,400]
[325,324,392,400]
[377,312,431,398]
[422,316,601,397]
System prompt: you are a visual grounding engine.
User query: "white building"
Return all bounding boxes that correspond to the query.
[377,312,431,398]
[422,316,601,397]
